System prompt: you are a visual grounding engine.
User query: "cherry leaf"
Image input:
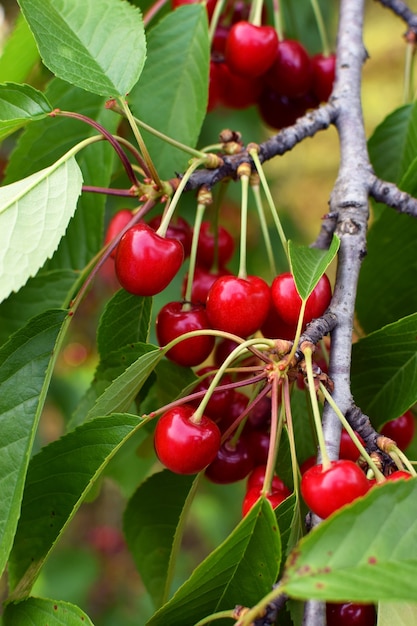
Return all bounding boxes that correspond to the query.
[378,601,417,626]
[281,480,417,603]
[0,83,51,140]
[0,14,39,84]
[18,0,146,97]
[3,596,95,625]
[289,234,339,301]
[0,157,82,304]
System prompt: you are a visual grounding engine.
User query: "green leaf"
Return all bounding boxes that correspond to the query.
[3,597,95,625]
[281,480,417,603]
[351,313,417,426]
[124,471,198,608]
[130,4,209,178]
[0,83,51,130]
[0,269,77,346]
[147,497,281,625]
[97,291,152,359]
[368,103,417,183]
[0,157,82,304]
[8,413,146,595]
[0,13,40,83]
[378,602,417,626]
[18,0,146,97]
[289,235,339,300]
[0,309,67,579]
[5,78,118,270]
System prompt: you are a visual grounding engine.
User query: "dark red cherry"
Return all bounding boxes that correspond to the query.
[242,486,287,516]
[156,302,215,367]
[208,59,225,112]
[311,53,336,102]
[271,272,332,327]
[205,436,254,483]
[217,390,249,433]
[183,266,232,305]
[148,214,193,258]
[225,22,278,79]
[326,602,377,626]
[380,410,415,450]
[246,465,290,495]
[246,429,271,466]
[104,209,133,258]
[171,0,217,19]
[115,223,184,296]
[190,366,234,421]
[154,405,221,475]
[196,221,235,269]
[218,61,262,109]
[265,39,312,98]
[206,274,271,337]
[258,88,317,130]
[339,430,365,462]
[260,302,297,339]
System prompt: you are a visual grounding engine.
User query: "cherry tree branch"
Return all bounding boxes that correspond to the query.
[377,0,417,31]
[369,174,417,216]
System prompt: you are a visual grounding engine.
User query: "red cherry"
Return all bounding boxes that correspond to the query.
[154,405,221,474]
[271,272,332,327]
[206,274,271,337]
[205,437,254,483]
[212,25,230,56]
[339,430,365,462]
[218,61,263,109]
[217,390,249,433]
[190,366,234,421]
[148,214,193,258]
[311,53,336,102]
[300,455,316,475]
[225,22,278,79]
[265,39,312,98]
[386,470,412,481]
[171,0,216,19]
[156,302,215,367]
[300,460,369,519]
[208,60,225,112]
[104,209,133,258]
[183,266,232,306]
[246,395,272,430]
[380,410,415,450]
[326,602,377,626]
[258,88,317,130]
[196,221,235,269]
[246,430,271,466]
[260,302,297,339]
[246,465,290,495]
[115,223,184,296]
[242,486,286,517]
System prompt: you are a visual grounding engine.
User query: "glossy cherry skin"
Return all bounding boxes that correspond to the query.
[271,272,332,327]
[225,22,278,79]
[265,39,312,98]
[104,209,133,258]
[339,430,366,462]
[148,214,193,258]
[154,405,221,475]
[115,223,184,296]
[386,470,412,481]
[260,302,297,340]
[380,410,415,450]
[218,61,263,109]
[205,437,254,484]
[301,460,370,519]
[246,430,271,466]
[217,390,249,433]
[196,221,235,269]
[242,486,287,517]
[311,53,336,102]
[326,602,377,626]
[155,302,215,367]
[258,87,317,131]
[206,275,271,337]
[246,465,290,496]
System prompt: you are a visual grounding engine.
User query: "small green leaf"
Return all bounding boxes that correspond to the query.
[0,309,67,579]
[147,497,281,625]
[0,82,51,121]
[0,13,39,83]
[0,157,82,304]
[351,313,417,426]
[18,0,146,97]
[8,413,146,595]
[124,471,198,608]
[281,480,417,603]
[3,597,95,625]
[378,601,417,626]
[289,235,339,300]
[130,4,209,178]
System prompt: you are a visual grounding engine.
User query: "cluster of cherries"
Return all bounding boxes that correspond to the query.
[172,0,336,129]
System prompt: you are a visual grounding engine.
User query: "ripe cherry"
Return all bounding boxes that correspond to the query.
[311,53,336,102]
[104,209,133,258]
[265,39,312,98]
[246,465,290,496]
[380,410,415,450]
[225,22,278,79]
[154,405,221,474]
[196,221,235,269]
[218,61,263,109]
[260,302,297,339]
[301,460,369,519]
[115,223,184,296]
[206,274,271,337]
[326,602,377,626]
[242,486,287,517]
[205,436,254,483]
[271,272,332,327]
[148,214,193,258]
[190,366,234,421]
[183,266,232,305]
[155,302,215,367]
[386,470,412,481]
[258,88,317,130]
[217,390,249,433]
[246,430,271,466]
[171,0,216,19]
[339,430,366,462]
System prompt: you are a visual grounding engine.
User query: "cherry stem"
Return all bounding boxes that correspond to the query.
[388,446,417,476]
[52,109,140,187]
[222,382,271,442]
[304,346,331,470]
[82,185,136,196]
[249,148,289,265]
[286,299,307,364]
[261,375,282,496]
[310,0,330,57]
[319,382,386,482]
[282,376,301,503]
[249,0,264,27]
[403,41,415,103]
[271,0,284,41]
[235,582,287,626]
[143,0,169,26]
[183,202,206,306]
[208,0,227,43]
[238,173,250,279]
[194,609,236,626]
[191,338,273,424]
[119,98,163,190]
[251,180,277,280]
[157,158,206,237]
